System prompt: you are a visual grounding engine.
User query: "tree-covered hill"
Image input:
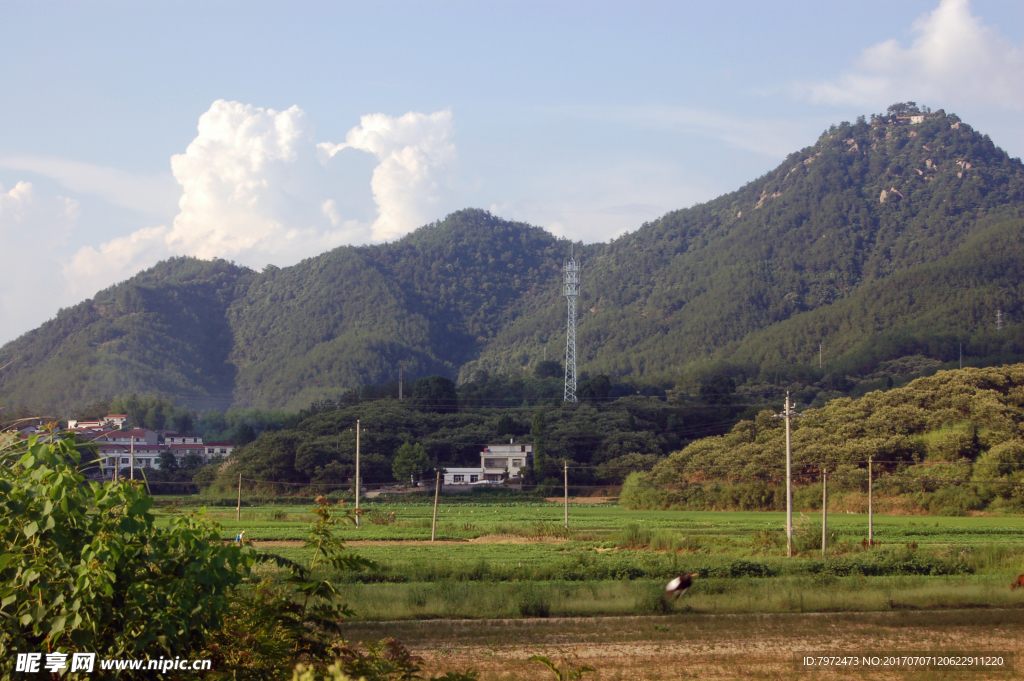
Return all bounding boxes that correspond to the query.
[2,104,1023,413]
[471,107,1024,384]
[227,211,568,408]
[0,258,253,413]
[622,363,1024,514]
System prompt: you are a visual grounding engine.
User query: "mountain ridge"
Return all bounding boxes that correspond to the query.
[3,104,1024,413]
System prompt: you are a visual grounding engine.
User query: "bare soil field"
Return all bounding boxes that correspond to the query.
[343,610,1023,680]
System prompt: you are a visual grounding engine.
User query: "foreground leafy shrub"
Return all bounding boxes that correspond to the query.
[0,433,252,675]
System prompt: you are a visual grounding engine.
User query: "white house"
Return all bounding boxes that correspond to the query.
[480,443,532,481]
[68,414,128,430]
[204,442,236,457]
[442,443,534,485]
[443,468,486,485]
[95,429,158,446]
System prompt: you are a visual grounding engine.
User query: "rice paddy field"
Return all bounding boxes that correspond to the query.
[159,496,1024,679]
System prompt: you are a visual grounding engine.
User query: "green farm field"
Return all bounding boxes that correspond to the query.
[156,497,1024,678]
[162,497,1024,545]
[157,498,1024,619]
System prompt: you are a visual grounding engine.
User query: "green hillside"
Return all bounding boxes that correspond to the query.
[472,107,1024,383]
[0,258,252,413]
[1,104,1023,413]
[622,363,1024,514]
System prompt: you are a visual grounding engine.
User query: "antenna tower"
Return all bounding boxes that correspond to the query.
[563,247,581,402]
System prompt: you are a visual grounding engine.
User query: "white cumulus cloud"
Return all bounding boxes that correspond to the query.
[63,101,457,296]
[164,100,365,263]
[0,181,80,342]
[796,0,1024,110]
[319,109,456,240]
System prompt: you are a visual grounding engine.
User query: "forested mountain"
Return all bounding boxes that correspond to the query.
[0,258,252,413]
[2,104,1023,413]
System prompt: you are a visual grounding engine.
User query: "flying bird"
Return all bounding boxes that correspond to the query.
[666,572,698,599]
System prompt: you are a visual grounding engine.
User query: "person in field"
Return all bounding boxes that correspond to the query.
[235,530,246,544]
[666,572,698,599]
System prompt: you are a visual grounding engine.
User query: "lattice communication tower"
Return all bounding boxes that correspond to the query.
[563,248,581,402]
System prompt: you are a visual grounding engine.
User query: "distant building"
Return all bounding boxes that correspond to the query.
[895,114,926,125]
[443,468,484,485]
[87,429,234,475]
[95,429,158,446]
[442,444,533,486]
[481,443,532,481]
[68,414,128,431]
[205,442,236,457]
[167,434,204,445]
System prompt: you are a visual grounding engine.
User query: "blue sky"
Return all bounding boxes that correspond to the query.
[1,0,1022,343]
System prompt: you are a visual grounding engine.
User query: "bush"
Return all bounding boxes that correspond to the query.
[703,560,777,579]
[516,588,552,618]
[0,433,252,673]
[636,583,672,614]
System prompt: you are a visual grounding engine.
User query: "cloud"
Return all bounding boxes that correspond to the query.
[796,0,1024,110]
[319,109,456,240]
[0,156,179,218]
[164,100,366,263]
[0,181,80,342]
[63,101,456,295]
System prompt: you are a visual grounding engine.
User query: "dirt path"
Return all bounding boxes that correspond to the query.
[343,610,1024,680]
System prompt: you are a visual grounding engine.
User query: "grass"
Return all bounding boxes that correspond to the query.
[159,500,1024,545]
[159,499,1024,625]
[329,574,1024,620]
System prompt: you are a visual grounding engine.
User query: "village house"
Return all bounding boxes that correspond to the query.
[84,428,235,476]
[442,443,533,485]
[68,414,128,430]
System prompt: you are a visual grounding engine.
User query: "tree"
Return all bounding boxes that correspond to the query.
[411,376,458,414]
[534,360,564,379]
[236,422,257,445]
[0,433,252,673]
[531,411,548,480]
[392,442,430,484]
[158,449,179,473]
[172,410,195,434]
[578,375,611,403]
[699,374,736,405]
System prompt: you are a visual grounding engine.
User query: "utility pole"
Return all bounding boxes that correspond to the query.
[959,343,963,370]
[564,461,569,529]
[819,344,822,370]
[563,246,581,403]
[130,435,135,481]
[785,391,793,557]
[997,309,1004,331]
[398,367,403,400]
[236,473,242,522]
[431,470,440,541]
[867,457,873,546]
[821,467,828,560]
[355,420,360,528]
